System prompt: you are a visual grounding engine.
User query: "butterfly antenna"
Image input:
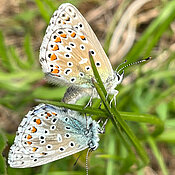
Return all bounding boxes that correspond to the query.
[115,59,127,71]
[117,57,151,74]
[86,148,91,175]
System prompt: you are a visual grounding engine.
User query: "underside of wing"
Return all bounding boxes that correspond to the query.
[40,3,113,87]
[8,104,88,168]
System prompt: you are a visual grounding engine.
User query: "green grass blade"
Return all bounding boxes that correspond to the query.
[142,124,168,175]
[9,46,30,69]
[24,34,35,67]
[0,130,7,175]
[125,0,175,61]
[35,0,52,23]
[89,52,149,165]
[0,31,14,72]
[36,99,164,137]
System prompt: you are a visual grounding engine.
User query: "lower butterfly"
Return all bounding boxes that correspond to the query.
[8,104,106,170]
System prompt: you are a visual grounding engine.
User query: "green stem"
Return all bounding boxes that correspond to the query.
[89,52,149,165]
[36,100,164,137]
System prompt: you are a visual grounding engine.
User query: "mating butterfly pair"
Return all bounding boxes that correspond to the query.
[8,3,150,173]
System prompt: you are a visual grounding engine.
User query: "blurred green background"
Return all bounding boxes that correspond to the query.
[0,0,175,174]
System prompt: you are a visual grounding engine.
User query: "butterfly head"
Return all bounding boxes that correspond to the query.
[86,118,108,151]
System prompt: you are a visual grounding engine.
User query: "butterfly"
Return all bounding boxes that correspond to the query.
[39,3,124,105]
[8,103,106,168]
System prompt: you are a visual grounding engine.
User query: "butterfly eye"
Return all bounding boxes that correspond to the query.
[117,74,120,81]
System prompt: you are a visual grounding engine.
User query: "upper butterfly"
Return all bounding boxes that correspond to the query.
[40,3,124,104]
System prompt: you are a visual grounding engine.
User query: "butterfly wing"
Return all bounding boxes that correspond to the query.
[40,3,114,87]
[8,104,89,168]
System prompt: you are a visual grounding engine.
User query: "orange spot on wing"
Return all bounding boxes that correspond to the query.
[66,17,70,21]
[71,32,76,38]
[51,54,57,61]
[27,134,32,139]
[51,69,59,74]
[80,35,85,40]
[55,37,61,43]
[31,127,37,133]
[33,147,38,152]
[47,113,52,117]
[36,119,41,125]
[52,112,56,115]
[40,152,47,155]
[52,45,59,51]
[27,141,32,145]
[60,33,67,38]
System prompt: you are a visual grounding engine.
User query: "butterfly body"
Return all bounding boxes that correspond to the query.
[39,3,124,104]
[8,104,102,168]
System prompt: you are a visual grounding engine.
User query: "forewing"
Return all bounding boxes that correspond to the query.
[40,3,113,86]
[8,104,88,168]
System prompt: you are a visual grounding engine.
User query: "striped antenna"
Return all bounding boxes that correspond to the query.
[115,59,127,71]
[117,57,151,74]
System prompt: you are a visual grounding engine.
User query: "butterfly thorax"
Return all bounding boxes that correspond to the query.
[104,70,124,94]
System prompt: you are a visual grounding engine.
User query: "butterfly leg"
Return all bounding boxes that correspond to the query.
[98,101,102,109]
[84,88,96,109]
[97,118,108,133]
[109,90,119,107]
[84,96,93,109]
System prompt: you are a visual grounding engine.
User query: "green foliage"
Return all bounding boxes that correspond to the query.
[0,130,7,175]
[0,0,175,175]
